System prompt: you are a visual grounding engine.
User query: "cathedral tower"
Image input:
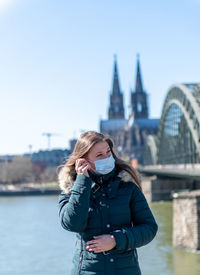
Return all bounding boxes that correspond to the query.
[130,54,149,119]
[108,55,125,119]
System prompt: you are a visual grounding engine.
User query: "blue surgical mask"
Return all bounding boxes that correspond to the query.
[93,155,115,175]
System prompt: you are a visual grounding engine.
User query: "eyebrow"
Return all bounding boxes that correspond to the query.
[96,147,110,154]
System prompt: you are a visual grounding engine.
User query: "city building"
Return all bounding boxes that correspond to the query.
[31,148,70,168]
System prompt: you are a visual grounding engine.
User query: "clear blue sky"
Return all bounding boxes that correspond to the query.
[0,0,199,155]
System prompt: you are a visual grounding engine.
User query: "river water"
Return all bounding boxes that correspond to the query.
[0,195,199,275]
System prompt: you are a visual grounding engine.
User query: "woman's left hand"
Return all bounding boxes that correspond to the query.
[86,234,116,253]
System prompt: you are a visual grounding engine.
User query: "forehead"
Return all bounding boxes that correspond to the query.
[89,141,109,154]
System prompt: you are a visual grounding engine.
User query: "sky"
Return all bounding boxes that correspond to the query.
[0,0,199,155]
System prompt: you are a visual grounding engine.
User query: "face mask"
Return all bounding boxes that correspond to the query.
[93,154,115,175]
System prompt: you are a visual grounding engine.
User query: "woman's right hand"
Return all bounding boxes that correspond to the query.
[75,158,91,177]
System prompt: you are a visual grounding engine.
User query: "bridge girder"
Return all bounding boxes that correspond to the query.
[157,83,200,164]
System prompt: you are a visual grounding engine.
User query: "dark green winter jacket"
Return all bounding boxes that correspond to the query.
[58,168,158,275]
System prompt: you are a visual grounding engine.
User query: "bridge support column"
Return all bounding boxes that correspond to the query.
[141,175,199,202]
[140,175,156,202]
[173,190,200,251]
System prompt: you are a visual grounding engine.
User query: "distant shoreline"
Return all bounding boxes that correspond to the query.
[0,182,61,196]
[0,188,60,196]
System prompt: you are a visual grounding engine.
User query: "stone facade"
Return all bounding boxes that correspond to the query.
[173,190,200,251]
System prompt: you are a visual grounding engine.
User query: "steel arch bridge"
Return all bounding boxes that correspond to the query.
[149,83,200,164]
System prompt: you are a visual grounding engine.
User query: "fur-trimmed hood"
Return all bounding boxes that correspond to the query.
[58,167,134,194]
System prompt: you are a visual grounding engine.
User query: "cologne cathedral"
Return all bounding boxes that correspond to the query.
[100,55,159,164]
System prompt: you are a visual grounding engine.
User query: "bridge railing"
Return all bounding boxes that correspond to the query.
[142,163,200,170]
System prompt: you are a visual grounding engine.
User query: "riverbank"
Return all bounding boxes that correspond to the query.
[0,182,61,196]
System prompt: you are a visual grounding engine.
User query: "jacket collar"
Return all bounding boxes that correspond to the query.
[88,168,116,185]
[88,168,122,198]
[58,164,133,195]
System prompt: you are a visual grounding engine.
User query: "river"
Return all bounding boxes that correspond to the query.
[0,195,199,275]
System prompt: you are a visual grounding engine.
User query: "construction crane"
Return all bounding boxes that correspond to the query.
[28,144,33,155]
[42,132,61,150]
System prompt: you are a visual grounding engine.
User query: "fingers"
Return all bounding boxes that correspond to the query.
[86,240,98,245]
[75,159,90,168]
[81,164,89,172]
[86,246,106,253]
[86,239,100,252]
[77,164,87,173]
[75,158,91,176]
[86,238,103,253]
[86,236,102,246]
[75,159,87,170]
[86,244,98,250]
[76,158,86,164]
[79,165,90,177]
[86,234,115,253]
[86,245,103,253]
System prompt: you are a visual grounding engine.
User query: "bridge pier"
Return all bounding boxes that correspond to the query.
[141,175,200,202]
[172,190,200,251]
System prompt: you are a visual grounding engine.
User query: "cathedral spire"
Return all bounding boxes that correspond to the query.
[130,54,149,119]
[112,54,121,94]
[135,54,144,93]
[108,55,125,119]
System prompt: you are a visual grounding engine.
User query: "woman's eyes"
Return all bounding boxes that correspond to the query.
[96,151,111,157]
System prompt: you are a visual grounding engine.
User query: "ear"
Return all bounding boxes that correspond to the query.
[86,158,96,169]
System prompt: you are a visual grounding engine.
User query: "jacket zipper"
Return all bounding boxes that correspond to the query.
[133,249,141,275]
[78,250,83,275]
[133,249,138,261]
[100,176,103,184]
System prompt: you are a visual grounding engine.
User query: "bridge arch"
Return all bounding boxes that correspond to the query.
[157,83,200,164]
[144,135,158,165]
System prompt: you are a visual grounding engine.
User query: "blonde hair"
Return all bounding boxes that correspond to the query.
[57,131,142,193]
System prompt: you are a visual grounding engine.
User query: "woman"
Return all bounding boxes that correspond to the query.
[57,131,158,275]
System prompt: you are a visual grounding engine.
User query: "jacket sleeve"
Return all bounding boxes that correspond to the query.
[58,173,93,233]
[111,183,158,252]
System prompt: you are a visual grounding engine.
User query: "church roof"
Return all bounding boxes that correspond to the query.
[100,119,127,131]
[134,118,160,129]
